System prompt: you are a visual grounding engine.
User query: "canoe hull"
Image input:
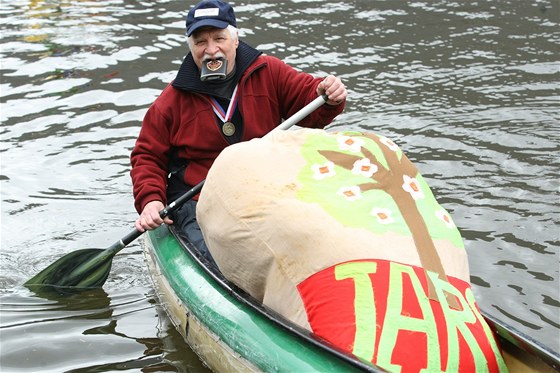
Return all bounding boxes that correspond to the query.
[144,231,257,372]
[142,224,380,372]
[143,225,560,372]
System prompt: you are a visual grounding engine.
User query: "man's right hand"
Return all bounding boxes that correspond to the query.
[135,200,174,232]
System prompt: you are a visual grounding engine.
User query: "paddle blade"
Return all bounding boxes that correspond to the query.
[24,248,114,288]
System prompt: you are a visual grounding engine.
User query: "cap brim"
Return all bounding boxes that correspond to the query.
[187,19,230,36]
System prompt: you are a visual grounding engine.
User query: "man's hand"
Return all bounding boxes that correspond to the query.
[135,200,174,232]
[317,75,348,106]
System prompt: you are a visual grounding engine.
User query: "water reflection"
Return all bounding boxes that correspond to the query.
[1,0,559,370]
[0,286,207,372]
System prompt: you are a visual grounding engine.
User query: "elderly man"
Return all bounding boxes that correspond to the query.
[130,0,347,262]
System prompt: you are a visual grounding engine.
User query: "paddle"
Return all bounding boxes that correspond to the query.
[25,94,328,288]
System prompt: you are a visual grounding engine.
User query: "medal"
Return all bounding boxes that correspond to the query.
[210,84,240,138]
[222,122,236,136]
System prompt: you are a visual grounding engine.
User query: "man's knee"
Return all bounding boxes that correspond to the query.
[172,200,215,265]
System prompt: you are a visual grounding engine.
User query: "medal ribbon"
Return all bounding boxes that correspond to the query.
[209,84,240,124]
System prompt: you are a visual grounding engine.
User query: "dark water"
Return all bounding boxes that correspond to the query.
[1,0,559,371]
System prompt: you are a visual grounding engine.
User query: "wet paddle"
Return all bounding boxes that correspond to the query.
[25,94,328,288]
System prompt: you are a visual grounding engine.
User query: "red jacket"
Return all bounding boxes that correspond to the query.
[131,42,345,213]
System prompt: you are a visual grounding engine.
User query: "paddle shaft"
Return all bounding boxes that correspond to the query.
[25,95,329,288]
[121,94,328,248]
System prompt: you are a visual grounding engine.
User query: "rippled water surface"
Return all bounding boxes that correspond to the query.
[1,0,559,371]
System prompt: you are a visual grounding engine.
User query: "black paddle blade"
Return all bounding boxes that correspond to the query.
[24,248,115,288]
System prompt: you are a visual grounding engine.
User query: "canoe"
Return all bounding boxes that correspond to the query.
[142,224,560,372]
[142,224,381,372]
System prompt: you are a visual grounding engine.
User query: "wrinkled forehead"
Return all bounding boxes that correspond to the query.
[191,26,230,39]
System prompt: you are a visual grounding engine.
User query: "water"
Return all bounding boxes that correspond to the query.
[1,0,559,371]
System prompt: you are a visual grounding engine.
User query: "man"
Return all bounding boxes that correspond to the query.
[130,0,347,261]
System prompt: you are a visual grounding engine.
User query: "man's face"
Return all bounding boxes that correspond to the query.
[190,27,238,75]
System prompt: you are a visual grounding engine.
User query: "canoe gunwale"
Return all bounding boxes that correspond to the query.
[480,310,560,371]
[167,224,384,372]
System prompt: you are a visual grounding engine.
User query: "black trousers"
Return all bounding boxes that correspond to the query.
[170,199,217,267]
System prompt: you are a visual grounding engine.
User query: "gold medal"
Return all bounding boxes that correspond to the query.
[222,121,235,136]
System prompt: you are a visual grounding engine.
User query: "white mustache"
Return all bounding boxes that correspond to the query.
[203,52,226,61]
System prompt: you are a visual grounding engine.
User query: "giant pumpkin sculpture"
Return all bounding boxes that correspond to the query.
[197,128,507,372]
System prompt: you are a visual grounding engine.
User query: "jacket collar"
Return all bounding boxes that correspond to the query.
[172,41,262,95]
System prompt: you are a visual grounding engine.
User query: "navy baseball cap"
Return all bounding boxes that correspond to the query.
[186,0,237,37]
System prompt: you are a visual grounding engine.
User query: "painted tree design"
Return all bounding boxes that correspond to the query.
[318,133,459,309]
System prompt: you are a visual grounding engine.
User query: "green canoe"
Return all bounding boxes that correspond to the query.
[142,224,559,372]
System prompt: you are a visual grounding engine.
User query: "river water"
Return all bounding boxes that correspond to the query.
[1,0,558,371]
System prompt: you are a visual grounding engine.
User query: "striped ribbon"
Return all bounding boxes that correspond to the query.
[209,84,240,123]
